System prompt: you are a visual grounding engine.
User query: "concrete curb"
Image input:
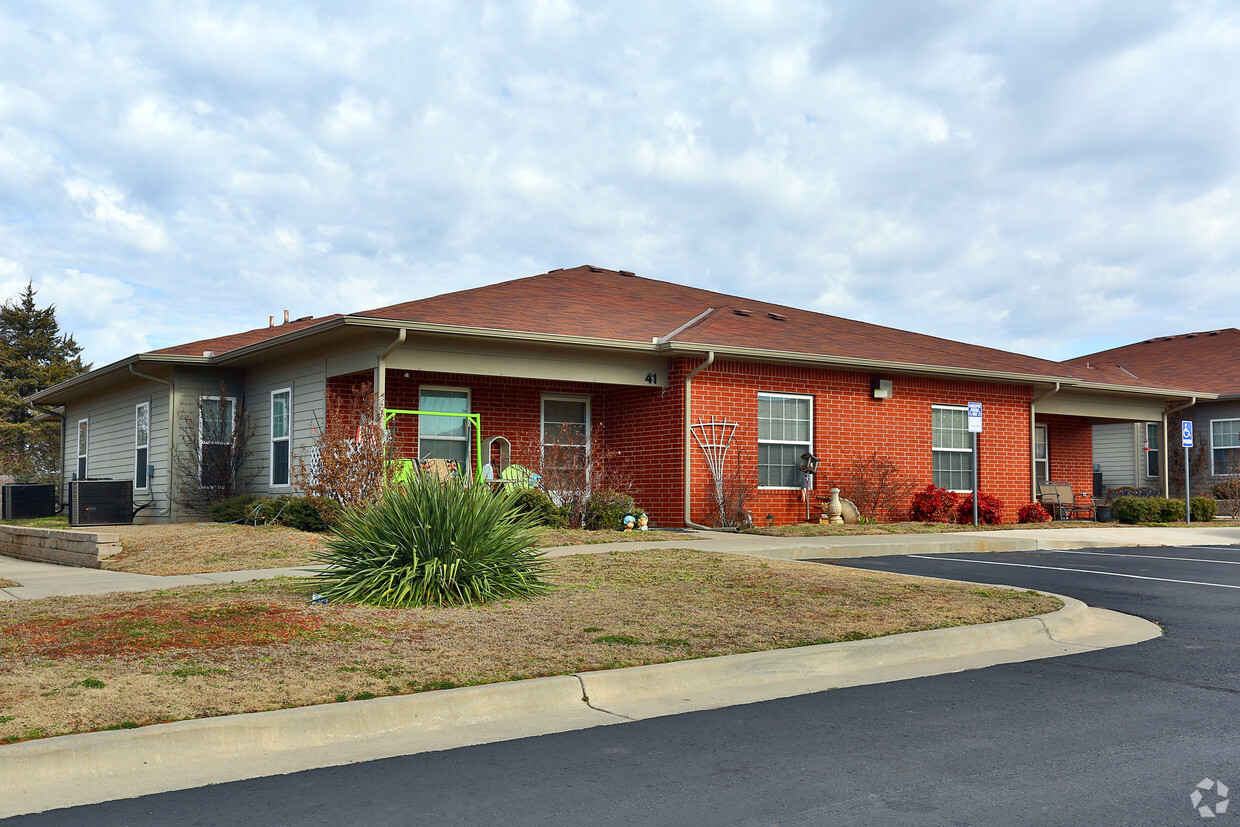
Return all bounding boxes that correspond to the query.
[0,593,1160,818]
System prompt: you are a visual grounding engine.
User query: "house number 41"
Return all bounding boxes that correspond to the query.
[645,372,658,384]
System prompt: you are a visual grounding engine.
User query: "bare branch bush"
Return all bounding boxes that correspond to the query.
[172,386,259,513]
[1167,413,1211,499]
[518,423,635,528]
[704,448,757,528]
[824,450,919,522]
[292,386,393,510]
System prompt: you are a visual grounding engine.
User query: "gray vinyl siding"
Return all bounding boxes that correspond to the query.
[1191,400,1240,486]
[1092,422,1139,490]
[59,377,171,524]
[169,367,245,520]
[241,352,328,496]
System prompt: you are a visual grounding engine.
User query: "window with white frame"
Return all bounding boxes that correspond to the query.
[542,396,590,491]
[1212,418,1240,476]
[932,405,973,491]
[1145,422,1160,479]
[758,392,812,488]
[199,396,236,487]
[1033,425,1048,485]
[76,418,88,479]
[271,389,292,486]
[418,387,470,466]
[134,403,150,490]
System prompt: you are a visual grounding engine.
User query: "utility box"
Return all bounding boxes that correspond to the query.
[2,484,57,520]
[69,480,134,526]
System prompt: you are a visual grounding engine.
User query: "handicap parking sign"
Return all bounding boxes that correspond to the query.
[1182,420,1194,448]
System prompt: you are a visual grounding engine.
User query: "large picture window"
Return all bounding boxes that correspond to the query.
[932,405,973,491]
[1212,418,1240,476]
[271,389,291,487]
[758,392,812,488]
[200,396,236,487]
[419,387,470,466]
[1145,422,1160,479]
[135,403,149,490]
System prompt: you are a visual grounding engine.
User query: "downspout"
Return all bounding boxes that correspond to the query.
[1162,397,1197,498]
[376,328,407,411]
[129,363,174,517]
[1030,383,1060,500]
[683,351,715,530]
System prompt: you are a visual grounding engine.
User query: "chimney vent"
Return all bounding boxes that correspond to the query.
[203,351,215,358]
[283,310,290,324]
[269,315,275,328]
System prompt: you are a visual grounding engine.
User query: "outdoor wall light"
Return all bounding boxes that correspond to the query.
[872,378,893,399]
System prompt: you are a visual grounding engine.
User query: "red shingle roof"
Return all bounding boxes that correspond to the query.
[150,314,342,357]
[1063,329,1240,396]
[353,266,1074,377]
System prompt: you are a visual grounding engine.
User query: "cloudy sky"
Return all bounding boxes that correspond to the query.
[2,1,1238,368]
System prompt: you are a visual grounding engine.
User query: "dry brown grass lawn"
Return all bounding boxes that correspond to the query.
[0,579,18,589]
[0,549,1059,743]
[99,523,706,575]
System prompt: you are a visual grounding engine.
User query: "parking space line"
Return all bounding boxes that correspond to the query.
[1049,550,1240,566]
[905,555,1240,589]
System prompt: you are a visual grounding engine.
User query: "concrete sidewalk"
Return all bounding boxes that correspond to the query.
[1,524,1237,600]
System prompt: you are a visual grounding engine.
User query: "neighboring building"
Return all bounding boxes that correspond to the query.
[1065,330,1240,495]
[26,267,1209,525]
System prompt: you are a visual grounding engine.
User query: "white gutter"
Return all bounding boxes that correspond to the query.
[1030,382,1061,500]
[376,328,407,409]
[683,351,716,530]
[129,364,175,518]
[1162,397,1198,497]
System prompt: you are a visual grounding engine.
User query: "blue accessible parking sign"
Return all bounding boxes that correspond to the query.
[1182,420,1194,448]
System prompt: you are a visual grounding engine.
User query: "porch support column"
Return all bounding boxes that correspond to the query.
[375,328,407,413]
[1030,382,1060,501]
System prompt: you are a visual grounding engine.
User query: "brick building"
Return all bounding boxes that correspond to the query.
[28,266,1209,525]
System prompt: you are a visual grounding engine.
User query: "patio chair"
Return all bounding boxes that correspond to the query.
[1038,482,1068,519]
[1065,489,1096,521]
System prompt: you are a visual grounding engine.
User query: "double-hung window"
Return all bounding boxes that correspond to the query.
[418,387,470,466]
[200,396,236,487]
[1033,425,1048,485]
[1145,422,1160,479]
[758,393,812,488]
[1212,419,1240,476]
[542,396,590,491]
[932,405,973,491]
[271,389,292,487]
[76,419,88,479]
[134,403,150,490]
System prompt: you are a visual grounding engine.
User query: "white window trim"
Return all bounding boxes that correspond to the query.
[757,391,814,490]
[199,396,237,487]
[134,403,150,491]
[418,385,472,465]
[1210,417,1240,476]
[1144,421,1160,479]
[932,404,974,493]
[541,394,592,482]
[1033,424,1049,485]
[77,418,88,479]
[270,388,292,487]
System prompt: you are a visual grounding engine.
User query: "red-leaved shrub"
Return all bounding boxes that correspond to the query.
[908,485,960,523]
[1017,502,1052,524]
[956,492,1005,525]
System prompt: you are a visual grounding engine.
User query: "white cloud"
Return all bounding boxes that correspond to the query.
[0,1,1238,366]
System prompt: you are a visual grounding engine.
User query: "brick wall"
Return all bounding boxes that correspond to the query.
[326,362,1095,527]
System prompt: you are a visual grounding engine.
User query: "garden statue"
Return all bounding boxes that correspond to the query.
[638,514,649,530]
[622,514,636,531]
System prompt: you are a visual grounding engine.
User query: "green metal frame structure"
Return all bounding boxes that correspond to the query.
[382,408,484,480]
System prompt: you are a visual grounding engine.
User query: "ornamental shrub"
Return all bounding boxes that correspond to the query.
[1191,496,1218,522]
[510,488,564,527]
[584,490,639,531]
[1112,496,1215,523]
[956,492,1005,525]
[1112,495,1158,523]
[280,496,340,532]
[210,494,264,524]
[908,485,960,523]
[312,474,550,607]
[1017,502,1051,524]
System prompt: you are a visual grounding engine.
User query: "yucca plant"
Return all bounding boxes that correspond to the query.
[312,474,550,607]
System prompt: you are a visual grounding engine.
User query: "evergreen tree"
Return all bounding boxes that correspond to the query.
[0,283,89,482]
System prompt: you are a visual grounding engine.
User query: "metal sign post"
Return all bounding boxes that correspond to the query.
[967,402,983,526]
[1182,420,1194,523]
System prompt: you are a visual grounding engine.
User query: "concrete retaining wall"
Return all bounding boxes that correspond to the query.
[0,526,122,568]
